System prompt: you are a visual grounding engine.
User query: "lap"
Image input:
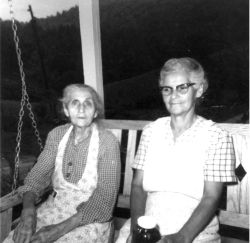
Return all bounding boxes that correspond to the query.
[3,222,111,243]
[3,197,111,243]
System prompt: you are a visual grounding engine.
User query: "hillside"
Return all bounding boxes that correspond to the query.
[1,0,249,122]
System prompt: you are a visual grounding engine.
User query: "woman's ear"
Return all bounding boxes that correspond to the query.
[63,104,69,117]
[196,83,204,98]
[94,111,98,119]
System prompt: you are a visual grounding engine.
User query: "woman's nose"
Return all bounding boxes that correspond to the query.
[170,89,179,98]
[78,103,85,112]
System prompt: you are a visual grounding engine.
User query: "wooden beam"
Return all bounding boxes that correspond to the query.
[218,210,249,229]
[78,0,104,106]
[0,208,12,242]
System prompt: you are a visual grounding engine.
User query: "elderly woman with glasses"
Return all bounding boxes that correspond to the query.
[4,84,121,243]
[116,57,236,243]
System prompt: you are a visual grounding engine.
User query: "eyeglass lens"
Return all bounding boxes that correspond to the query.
[160,83,195,95]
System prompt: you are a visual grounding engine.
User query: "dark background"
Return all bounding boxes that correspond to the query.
[1,0,249,160]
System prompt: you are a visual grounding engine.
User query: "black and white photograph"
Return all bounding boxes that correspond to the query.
[0,0,249,242]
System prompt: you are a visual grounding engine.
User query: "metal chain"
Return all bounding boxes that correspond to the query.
[8,0,44,193]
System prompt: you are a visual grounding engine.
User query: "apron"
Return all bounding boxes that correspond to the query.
[143,117,220,242]
[116,117,220,243]
[4,124,111,243]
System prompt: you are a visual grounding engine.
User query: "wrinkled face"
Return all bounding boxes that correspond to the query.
[160,72,203,116]
[63,88,97,128]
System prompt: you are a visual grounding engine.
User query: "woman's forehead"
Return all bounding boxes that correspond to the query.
[162,71,190,85]
[66,87,93,100]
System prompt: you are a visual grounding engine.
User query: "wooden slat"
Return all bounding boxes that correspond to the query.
[123,130,137,195]
[227,133,249,214]
[227,176,249,214]
[218,210,249,229]
[0,208,12,242]
[102,120,249,135]
[113,217,128,231]
[232,132,249,169]
[99,119,150,130]
[109,129,122,144]
[0,191,22,213]
[217,123,249,137]
[0,187,51,213]
[101,121,250,135]
[117,195,130,209]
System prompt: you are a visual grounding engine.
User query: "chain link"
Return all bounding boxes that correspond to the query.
[8,0,44,193]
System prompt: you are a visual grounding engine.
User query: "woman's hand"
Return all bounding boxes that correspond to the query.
[157,233,190,243]
[30,212,82,243]
[13,207,37,243]
[30,224,61,243]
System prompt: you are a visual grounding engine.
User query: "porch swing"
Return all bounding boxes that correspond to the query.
[1,1,249,242]
[0,1,46,240]
[4,0,44,190]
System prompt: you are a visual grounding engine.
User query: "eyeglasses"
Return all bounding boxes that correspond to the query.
[159,83,196,96]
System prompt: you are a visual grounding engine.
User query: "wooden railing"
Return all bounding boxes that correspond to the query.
[1,119,249,243]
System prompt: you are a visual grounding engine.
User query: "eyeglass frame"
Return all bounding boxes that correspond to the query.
[159,82,196,96]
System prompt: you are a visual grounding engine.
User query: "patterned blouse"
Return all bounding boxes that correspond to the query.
[132,116,237,182]
[19,123,121,225]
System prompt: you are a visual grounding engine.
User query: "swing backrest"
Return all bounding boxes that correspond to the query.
[0,119,249,243]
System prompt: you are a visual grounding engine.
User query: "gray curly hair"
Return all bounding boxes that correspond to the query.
[159,57,208,93]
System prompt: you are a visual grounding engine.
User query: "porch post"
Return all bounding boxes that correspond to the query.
[78,0,104,106]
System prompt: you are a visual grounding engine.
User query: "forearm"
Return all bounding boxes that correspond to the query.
[30,212,82,242]
[130,184,147,232]
[21,191,37,223]
[13,192,37,243]
[22,191,36,210]
[56,213,82,236]
[178,195,221,242]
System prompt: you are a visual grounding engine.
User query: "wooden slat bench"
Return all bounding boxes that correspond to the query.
[1,119,249,242]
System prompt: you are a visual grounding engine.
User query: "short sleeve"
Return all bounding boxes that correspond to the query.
[204,127,237,182]
[132,124,153,170]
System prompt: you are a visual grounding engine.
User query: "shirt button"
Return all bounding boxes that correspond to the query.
[66,173,71,178]
[68,162,72,166]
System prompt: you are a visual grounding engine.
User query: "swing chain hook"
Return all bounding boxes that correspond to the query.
[8,0,44,193]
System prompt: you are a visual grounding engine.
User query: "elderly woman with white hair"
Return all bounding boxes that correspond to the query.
[4,84,121,243]
[116,57,236,243]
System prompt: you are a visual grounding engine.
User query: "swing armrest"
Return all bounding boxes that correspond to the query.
[0,186,53,213]
[0,191,22,213]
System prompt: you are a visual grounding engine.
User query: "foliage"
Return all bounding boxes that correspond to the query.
[1,0,249,120]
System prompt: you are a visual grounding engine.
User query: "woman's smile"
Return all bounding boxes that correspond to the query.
[170,102,181,105]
